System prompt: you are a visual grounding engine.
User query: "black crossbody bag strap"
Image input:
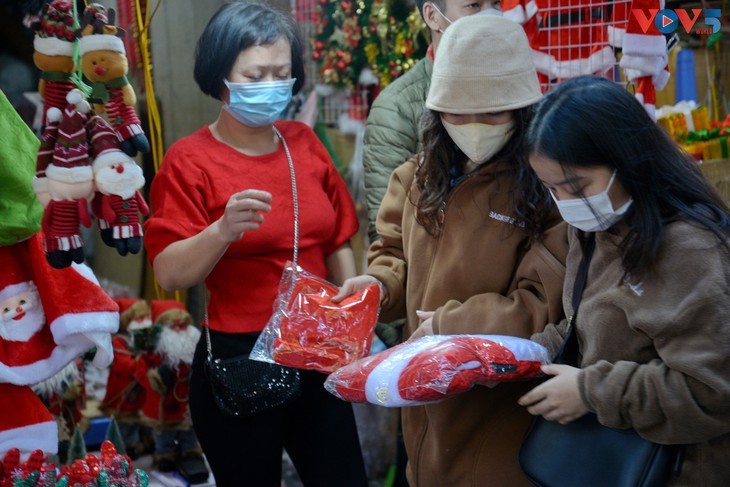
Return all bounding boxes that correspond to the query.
[555,233,595,365]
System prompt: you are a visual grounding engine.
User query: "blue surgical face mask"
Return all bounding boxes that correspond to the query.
[223,78,296,128]
[551,170,633,232]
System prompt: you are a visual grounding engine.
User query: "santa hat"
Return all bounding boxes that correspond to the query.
[46,90,93,184]
[33,0,75,57]
[151,300,191,327]
[0,384,57,457]
[116,298,151,330]
[86,115,134,172]
[0,234,118,385]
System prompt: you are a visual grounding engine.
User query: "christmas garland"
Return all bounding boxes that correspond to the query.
[312,0,428,89]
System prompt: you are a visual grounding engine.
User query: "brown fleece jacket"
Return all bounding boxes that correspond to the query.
[367,158,568,487]
[533,223,730,486]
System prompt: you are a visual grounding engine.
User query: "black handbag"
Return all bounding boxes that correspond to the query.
[204,332,301,418]
[203,125,302,418]
[518,234,683,487]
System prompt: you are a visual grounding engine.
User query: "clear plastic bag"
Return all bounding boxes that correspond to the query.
[324,334,550,407]
[251,263,381,374]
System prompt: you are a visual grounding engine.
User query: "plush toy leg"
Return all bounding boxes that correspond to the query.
[115,239,129,257]
[100,227,116,248]
[120,133,150,157]
[126,237,142,254]
[46,250,72,269]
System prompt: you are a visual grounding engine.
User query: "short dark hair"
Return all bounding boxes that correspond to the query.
[194,1,305,100]
[529,75,730,278]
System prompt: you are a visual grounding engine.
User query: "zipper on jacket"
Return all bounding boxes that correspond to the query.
[438,170,478,226]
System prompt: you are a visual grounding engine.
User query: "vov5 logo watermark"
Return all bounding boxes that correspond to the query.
[632,8,722,35]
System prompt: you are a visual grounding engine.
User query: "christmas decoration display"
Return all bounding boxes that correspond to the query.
[135,301,206,479]
[100,299,150,458]
[312,0,428,89]
[31,0,77,128]
[325,335,550,407]
[251,264,380,374]
[40,90,94,269]
[77,3,150,157]
[502,0,670,116]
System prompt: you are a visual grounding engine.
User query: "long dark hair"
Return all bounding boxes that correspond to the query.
[528,75,730,278]
[413,107,550,238]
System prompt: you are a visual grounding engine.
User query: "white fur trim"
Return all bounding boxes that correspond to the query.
[365,336,447,407]
[620,54,667,80]
[653,68,671,91]
[0,335,94,385]
[46,164,93,183]
[622,33,667,57]
[531,46,616,80]
[607,26,625,48]
[50,311,119,345]
[0,282,34,304]
[78,35,124,55]
[33,36,74,57]
[92,149,133,172]
[0,421,58,456]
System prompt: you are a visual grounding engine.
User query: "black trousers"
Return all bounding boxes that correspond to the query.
[190,330,369,487]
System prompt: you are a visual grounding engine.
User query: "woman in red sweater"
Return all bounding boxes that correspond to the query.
[143,3,368,486]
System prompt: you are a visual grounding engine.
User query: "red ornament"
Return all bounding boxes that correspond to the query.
[313,52,320,60]
[337,50,344,58]
[341,1,350,9]
[315,40,324,50]
[389,61,396,67]
[337,61,346,69]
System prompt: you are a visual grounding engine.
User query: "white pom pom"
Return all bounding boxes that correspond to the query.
[77,100,91,114]
[66,89,83,105]
[46,107,62,123]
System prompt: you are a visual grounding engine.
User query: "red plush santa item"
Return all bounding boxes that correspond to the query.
[90,118,149,256]
[325,335,549,407]
[0,383,57,457]
[136,300,198,430]
[34,107,63,207]
[0,233,118,386]
[254,266,380,374]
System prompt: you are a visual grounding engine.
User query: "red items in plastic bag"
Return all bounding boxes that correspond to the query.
[324,335,549,407]
[251,264,380,374]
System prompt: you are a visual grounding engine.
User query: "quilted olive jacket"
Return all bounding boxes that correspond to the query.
[363,56,432,244]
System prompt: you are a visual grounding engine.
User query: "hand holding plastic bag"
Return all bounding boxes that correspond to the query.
[324,334,549,407]
[251,263,380,373]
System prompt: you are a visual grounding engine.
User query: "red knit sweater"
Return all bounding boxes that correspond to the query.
[144,121,359,333]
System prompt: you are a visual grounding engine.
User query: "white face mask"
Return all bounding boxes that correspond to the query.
[551,170,633,232]
[441,118,514,164]
[431,3,453,32]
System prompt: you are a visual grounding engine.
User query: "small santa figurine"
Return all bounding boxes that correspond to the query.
[136,300,206,479]
[88,115,149,257]
[100,298,151,458]
[42,89,94,269]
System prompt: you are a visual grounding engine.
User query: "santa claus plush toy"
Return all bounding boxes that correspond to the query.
[100,298,150,458]
[88,116,149,257]
[325,335,550,407]
[42,89,95,269]
[136,301,205,477]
